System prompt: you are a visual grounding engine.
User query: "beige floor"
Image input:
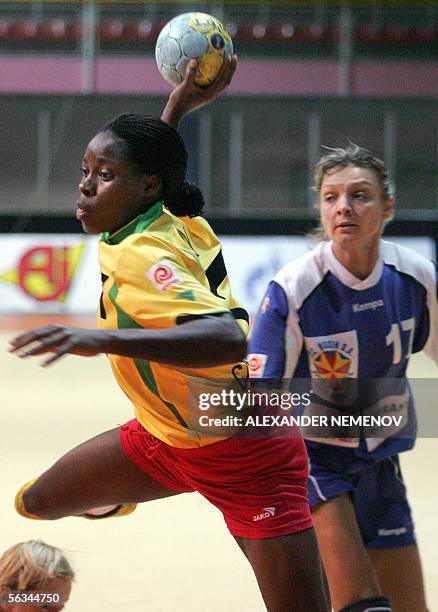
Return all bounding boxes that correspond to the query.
[1,326,437,611]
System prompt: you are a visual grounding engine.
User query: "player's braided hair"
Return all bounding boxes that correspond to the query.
[314,143,395,200]
[98,112,205,217]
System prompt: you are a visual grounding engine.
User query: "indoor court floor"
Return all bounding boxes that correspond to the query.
[1,316,437,611]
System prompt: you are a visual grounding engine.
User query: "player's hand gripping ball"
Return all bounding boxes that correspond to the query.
[155,12,233,88]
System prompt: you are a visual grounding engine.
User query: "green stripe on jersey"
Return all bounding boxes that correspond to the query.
[108,279,189,429]
[177,289,196,302]
[101,201,164,245]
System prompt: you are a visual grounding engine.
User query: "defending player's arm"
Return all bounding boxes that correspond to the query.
[161,55,237,129]
[422,268,438,364]
[248,280,302,380]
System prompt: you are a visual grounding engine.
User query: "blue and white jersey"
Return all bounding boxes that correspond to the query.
[248,240,438,459]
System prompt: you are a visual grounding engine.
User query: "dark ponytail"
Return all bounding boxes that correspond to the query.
[165,180,205,218]
[98,112,205,217]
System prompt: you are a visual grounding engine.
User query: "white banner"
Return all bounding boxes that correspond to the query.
[0,234,100,313]
[0,234,434,315]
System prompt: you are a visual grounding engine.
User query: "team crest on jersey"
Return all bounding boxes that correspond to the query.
[247,353,267,378]
[147,260,182,292]
[305,331,359,404]
[305,331,358,379]
[312,350,352,379]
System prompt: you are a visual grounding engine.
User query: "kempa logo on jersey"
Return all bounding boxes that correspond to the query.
[378,527,407,537]
[253,507,276,522]
[352,299,384,313]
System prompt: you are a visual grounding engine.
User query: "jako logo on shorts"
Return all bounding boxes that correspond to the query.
[147,260,182,292]
[253,506,276,522]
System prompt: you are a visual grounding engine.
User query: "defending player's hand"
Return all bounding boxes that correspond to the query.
[9,324,104,367]
[161,55,237,129]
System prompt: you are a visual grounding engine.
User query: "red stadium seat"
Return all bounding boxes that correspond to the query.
[0,18,10,38]
[38,18,68,41]
[123,19,166,42]
[64,19,82,41]
[322,23,339,44]
[408,24,435,44]
[265,22,296,43]
[294,23,324,43]
[380,24,410,44]
[355,23,380,44]
[99,19,125,42]
[233,22,268,44]
[224,22,238,38]
[8,19,39,41]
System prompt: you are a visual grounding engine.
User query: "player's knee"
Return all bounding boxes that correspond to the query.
[339,596,392,612]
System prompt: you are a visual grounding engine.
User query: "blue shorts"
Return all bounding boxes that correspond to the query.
[306,443,415,550]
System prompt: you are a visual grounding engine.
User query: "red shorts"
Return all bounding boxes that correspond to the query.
[120,419,313,539]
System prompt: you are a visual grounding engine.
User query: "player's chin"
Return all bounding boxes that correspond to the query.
[78,217,102,234]
[333,226,359,241]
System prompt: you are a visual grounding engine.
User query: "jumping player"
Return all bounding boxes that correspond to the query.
[248,144,438,612]
[9,59,330,612]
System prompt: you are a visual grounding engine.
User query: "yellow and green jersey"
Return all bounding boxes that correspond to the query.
[98,201,249,448]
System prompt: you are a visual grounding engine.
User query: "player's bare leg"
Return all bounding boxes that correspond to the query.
[311,493,382,610]
[235,528,331,612]
[368,544,428,612]
[17,428,178,520]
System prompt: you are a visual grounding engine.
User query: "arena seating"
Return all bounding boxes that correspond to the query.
[0,16,435,48]
[123,19,166,43]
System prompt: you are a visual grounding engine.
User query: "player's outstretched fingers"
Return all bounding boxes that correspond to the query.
[9,325,64,355]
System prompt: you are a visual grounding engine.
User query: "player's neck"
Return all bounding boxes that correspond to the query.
[331,242,380,280]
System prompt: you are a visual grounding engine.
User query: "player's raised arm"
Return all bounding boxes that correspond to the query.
[161,55,237,130]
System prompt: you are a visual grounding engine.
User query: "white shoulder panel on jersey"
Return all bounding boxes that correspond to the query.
[381,240,438,364]
[380,240,435,288]
[273,242,328,311]
[271,245,327,379]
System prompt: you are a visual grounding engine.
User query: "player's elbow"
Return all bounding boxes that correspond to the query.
[225,330,247,362]
[215,315,247,363]
[178,313,247,366]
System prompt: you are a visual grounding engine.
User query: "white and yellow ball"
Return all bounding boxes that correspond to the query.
[155,12,233,87]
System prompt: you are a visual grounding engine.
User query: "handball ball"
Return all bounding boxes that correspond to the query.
[155,12,233,88]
